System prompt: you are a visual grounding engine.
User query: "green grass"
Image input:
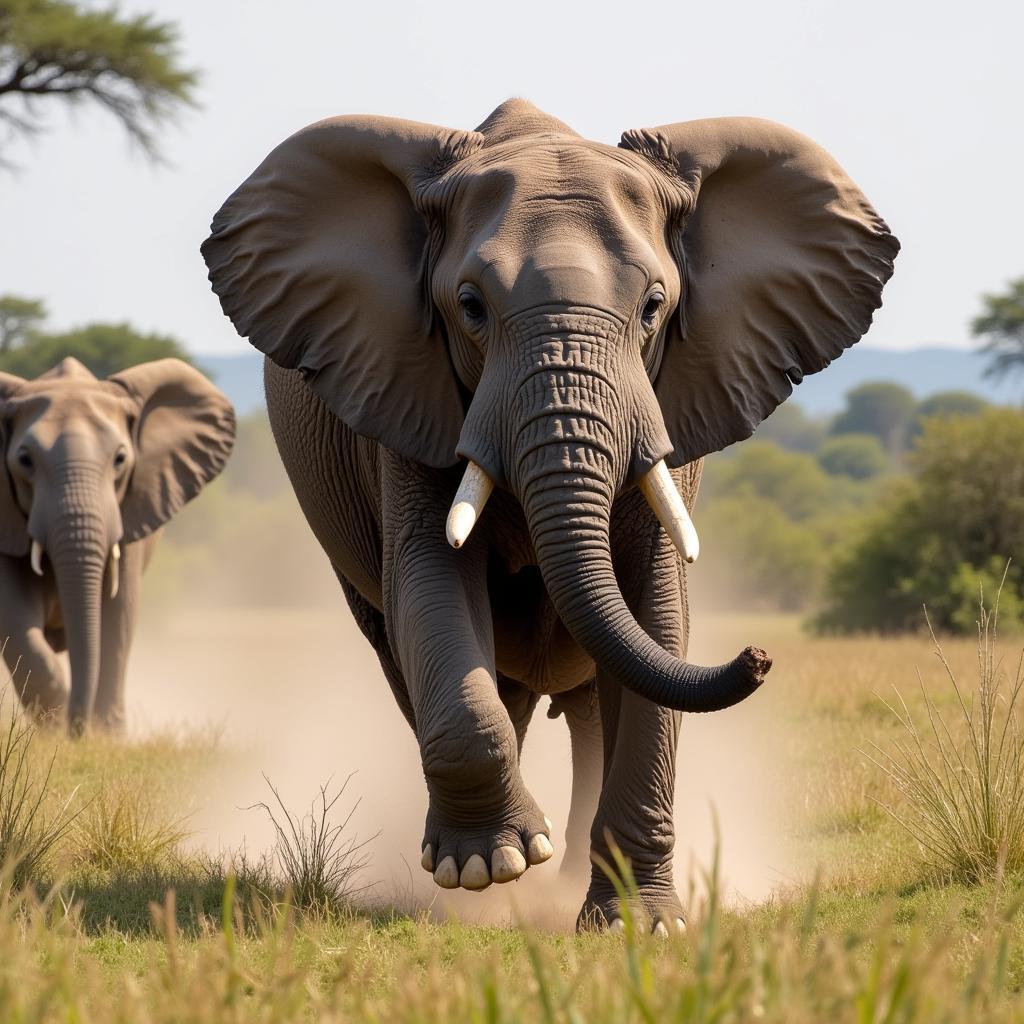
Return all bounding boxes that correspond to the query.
[6,616,1024,1019]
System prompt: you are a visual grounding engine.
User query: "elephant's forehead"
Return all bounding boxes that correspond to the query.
[448,143,673,309]
[452,142,667,239]
[11,386,129,441]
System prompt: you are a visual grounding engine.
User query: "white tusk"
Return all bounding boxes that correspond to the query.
[30,540,44,577]
[638,460,700,564]
[446,461,494,549]
[108,543,121,599]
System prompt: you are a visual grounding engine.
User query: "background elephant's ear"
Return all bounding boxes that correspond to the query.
[109,359,236,542]
[201,115,484,468]
[621,118,899,465]
[0,371,28,556]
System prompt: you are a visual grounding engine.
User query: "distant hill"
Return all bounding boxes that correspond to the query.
[196,346,1020,420]
[794,346,1017,415]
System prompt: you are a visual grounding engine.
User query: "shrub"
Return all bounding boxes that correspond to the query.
[249,775,374,919]
[907,391,989,441]
[816,433,890,479]
[753,401,828,452]
[816,410,1024,634]
[831,381,916,452]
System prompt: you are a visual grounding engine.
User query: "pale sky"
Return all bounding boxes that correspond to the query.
[1,0,1021,356]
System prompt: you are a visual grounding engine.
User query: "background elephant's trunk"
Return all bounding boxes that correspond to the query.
[509,356,768,713]
[43,467,114,734]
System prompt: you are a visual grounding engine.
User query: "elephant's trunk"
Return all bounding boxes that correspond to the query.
[519,452,768,712]
[506,352,768,712]
[44,468,111,735]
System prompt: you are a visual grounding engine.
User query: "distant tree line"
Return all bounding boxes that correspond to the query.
[0,294,195,377]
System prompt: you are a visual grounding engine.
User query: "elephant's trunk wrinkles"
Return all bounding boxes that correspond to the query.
[46,467,109,735]
[512,364,769,713]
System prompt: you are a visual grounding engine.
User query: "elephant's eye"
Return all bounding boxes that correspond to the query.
[113,449,128,469]
[641,291,666,330]
[15,449,32,471]
[458,287,487,331]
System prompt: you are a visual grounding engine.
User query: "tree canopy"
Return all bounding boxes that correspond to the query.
[814,409,1024,635]
[830,381,917,453]
[0,0,196,160]
[0,322,193,378]
[0,296,196,378]
[816,434,890,480]
[972,277,1024,382]
[0,293,45,350]
[907,390,989,441]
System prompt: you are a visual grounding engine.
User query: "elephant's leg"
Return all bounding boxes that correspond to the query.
[383,457,552,892]
[93,539,147,731]
[549,681,603,880]
[580,530,688,933]
[0,556,67,720]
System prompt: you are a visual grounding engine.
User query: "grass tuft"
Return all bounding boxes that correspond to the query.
[249,773,376,919]
[866,581,1024,883]
[73,781,191,874]
[0,671,79,891]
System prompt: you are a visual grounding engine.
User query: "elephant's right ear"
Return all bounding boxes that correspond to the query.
[202,116,484,468]
[0,371,29,557]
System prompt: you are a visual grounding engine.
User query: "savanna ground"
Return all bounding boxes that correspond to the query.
[6,597,1024,1023]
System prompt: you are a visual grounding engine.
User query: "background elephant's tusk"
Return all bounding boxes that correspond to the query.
[108,542,121,599]
[30,540,44,577]
[638,460,700,564]
[446,461,494,549]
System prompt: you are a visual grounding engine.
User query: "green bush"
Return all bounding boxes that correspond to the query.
[831,381,916,452]
[753,401,828,452]
[815,410,1024,634]
[0,323,196,379]
[816,433,890,480]
[696,440,882,610]
[907,391,989,441]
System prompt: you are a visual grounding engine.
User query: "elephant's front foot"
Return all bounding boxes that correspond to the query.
[578,866,686,935]
[420,780,554,891]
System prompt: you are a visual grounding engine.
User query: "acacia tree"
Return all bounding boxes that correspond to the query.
[973,277,1024,382]
[0,293,45,350]
[0,0,196,160]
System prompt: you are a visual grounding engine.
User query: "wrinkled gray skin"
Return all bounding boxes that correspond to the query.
[0,358,235,735]
[203,100,898,929]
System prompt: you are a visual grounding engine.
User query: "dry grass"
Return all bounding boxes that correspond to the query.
[249,772,375,918]
[865,596,1024,883]
[0,678,79,892]
[3,613,1024,1019]
[73,780,191,874]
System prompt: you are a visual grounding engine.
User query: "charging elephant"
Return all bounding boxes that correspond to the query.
[203,99,897,930]
[0,357,235,734]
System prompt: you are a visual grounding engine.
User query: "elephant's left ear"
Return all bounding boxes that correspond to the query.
[0,371,29,557]
[109,359,236,541]
[621,118,899,465]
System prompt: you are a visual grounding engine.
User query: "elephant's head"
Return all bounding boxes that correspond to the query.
[203,100,897,711]
[0,357,235,732]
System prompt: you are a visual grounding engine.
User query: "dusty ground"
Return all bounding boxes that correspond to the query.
[128,596,791,928]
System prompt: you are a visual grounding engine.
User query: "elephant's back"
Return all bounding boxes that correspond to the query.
[263,359,384,605]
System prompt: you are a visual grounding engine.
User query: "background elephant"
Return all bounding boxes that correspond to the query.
[0,357,235,734]
[203,100,897,929]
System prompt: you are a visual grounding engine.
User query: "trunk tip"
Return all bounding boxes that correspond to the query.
[738,646,772,689]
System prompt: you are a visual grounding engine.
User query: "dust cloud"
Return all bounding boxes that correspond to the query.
[128,528,795,931]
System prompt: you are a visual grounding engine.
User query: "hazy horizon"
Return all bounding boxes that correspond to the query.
[3,0,1022,357]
